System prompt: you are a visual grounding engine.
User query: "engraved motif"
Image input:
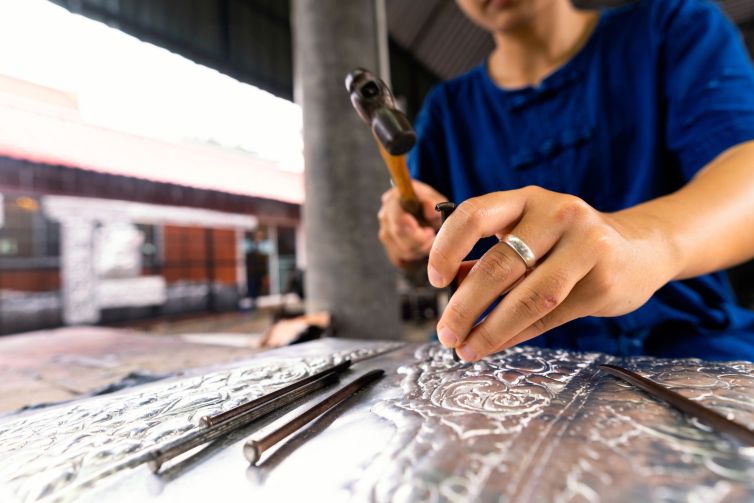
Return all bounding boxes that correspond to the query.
[0,341,403,503]
[2,341,753,503]
[354,346,754,503]
[355,344,598,502]
[540,358,754,503]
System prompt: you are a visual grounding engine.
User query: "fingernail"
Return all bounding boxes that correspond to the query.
[457,345,478,362]
[428,265,443,286]
[437,326,458,347]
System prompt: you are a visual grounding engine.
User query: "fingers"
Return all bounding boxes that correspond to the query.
[378,225,411,267]
[379,219,433,266]
[435,215,562,348]
[413,180,448,228]
[497,288,591,351]
[493,268,614,352]
[455,261,475,285]
[428,191,528,287]
[455,235,597,361]
[428,189,593,288]
[378,186,437,265]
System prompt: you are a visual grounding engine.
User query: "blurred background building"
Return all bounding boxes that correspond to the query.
[1,0,753,335]
[0,0,306,334]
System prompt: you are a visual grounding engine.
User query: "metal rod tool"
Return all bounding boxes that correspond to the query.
[436,202,461,362]
[599,363,754,446]
[147,360,352,472]
[202,360,352,427]
[244,369,385,464]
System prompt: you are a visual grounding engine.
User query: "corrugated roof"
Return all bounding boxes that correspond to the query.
[387,0,493,79]
[387,0,754,80]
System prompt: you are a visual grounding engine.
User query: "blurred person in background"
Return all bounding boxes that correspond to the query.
[378,0,754,361]
[245,229,272,311]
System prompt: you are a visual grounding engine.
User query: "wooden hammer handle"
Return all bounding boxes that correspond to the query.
[376,141,429,227]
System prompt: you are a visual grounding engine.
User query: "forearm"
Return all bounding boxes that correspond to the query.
[615,141,754,280]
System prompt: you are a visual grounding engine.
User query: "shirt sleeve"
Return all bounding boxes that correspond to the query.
[407,85,453,200]
[658,0,754,178]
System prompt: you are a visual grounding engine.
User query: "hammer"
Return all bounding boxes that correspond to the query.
[346,70,460,361]
[345,68,428,226]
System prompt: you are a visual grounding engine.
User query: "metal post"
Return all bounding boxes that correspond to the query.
[268,225,280,295]
[292,0,402,340]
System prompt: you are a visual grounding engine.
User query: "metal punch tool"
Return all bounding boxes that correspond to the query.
[244,369,385,464]
[147,359,352,472]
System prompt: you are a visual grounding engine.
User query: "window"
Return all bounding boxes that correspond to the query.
[0,195,60,260]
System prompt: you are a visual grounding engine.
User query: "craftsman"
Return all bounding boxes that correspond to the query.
[378,0,754,361]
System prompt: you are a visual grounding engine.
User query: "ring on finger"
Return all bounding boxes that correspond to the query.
[501,234,537,270]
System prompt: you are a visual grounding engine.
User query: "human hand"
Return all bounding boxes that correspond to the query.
[428,186,680,361]
[378,180,447,268]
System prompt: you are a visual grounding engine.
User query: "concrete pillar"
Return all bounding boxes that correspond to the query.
[59,218,99,325]
[293,0,402,340]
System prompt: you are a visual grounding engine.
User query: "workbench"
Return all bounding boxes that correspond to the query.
[1,339,753,502]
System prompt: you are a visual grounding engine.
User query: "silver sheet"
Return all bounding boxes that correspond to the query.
[0,340,752,503]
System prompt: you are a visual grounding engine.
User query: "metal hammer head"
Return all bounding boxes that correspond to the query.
[345,68,416,156]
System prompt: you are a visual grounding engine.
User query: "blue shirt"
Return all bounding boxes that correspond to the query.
[409,0,754,360]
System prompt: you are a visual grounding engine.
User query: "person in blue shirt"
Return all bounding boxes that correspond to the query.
[377,0,754,362]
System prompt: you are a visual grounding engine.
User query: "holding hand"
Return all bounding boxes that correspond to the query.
[429,185,681,362]
[378,180,447,268]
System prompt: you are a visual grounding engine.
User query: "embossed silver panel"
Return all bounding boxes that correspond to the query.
[0,340,403,502]
[1,340,752,503]
[357,346,754,502]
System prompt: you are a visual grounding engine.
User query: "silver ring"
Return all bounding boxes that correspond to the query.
[501,234,536,269]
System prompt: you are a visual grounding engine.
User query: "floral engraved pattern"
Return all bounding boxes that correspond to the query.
[0,341,403,503]
[1,341,753,503]
[354,346,754,503]
[355,345,598,501]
